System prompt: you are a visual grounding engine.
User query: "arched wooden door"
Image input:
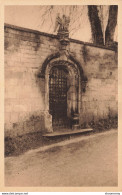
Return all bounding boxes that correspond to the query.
[49,66,69,130]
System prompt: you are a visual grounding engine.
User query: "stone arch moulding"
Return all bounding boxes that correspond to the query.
[37,53,88,132]
[37,52,60,78]
[37,52,88,85]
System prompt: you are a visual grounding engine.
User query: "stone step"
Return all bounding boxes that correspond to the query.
[43,128,93,137]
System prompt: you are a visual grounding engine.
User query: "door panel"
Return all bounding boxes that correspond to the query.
[49,66,69,130]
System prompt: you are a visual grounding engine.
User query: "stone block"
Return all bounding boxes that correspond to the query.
[11,113,19,123]
[5,86,17,99]
[13,103,31,112]
[44,111,53,132]
[5,112,11,124]
[4,103,13,113]
[34,115,45,132]
[23,119,34,134]
[18,112,28,122]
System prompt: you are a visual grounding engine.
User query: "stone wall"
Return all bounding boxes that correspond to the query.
[4,24,118,137]
[79,45,118,125]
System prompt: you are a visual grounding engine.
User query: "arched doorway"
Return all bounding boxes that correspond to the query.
[47,60,81,131]
[49,66,69,130]
[38,57,87,133]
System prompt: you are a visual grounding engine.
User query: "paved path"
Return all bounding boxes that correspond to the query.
[5,129,118,187]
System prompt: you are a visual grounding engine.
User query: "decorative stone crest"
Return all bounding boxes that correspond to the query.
[54,14,70,45]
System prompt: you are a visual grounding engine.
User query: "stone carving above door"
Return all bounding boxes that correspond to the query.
[54,14,70,46]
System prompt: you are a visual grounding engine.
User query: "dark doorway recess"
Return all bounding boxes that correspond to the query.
[49,66,70,130]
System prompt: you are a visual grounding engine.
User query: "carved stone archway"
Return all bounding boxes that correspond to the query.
[45,60,81,132]
[37,54,87,132]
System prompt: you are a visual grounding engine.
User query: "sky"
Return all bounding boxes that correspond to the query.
[5,5,118,43]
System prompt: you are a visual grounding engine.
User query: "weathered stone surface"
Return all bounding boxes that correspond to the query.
[4,24,118,136]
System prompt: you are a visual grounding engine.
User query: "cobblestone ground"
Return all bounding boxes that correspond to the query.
[5,129,118,187]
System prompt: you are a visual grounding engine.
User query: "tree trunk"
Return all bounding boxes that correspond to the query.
[105,5,118,47]
[88,5,104,46]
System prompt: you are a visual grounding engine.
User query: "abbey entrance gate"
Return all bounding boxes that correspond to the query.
[49,65,69,130]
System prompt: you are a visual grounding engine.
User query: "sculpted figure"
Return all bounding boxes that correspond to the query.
[54,14,70,33]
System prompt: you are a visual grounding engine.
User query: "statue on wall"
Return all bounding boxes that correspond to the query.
[54,14,70,45]
[54,13,70,33]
